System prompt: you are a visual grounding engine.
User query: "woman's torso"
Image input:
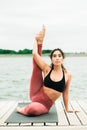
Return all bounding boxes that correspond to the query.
[43,86,61,102]
[43,67,68,102]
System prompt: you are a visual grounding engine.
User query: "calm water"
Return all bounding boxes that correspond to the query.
[0,55,87,101]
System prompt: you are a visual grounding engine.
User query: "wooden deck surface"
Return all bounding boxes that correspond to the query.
[0,100,87,130]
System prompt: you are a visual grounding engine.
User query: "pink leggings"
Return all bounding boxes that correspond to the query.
[19,45,53,116]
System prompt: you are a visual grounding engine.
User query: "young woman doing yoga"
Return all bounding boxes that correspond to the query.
[16,25,78,115]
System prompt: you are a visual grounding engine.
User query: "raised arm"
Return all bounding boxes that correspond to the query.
[32,25,48,72]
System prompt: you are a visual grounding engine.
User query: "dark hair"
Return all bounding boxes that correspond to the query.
[50,48,66,71]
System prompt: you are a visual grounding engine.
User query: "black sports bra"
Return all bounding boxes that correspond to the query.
[43,69,66,92]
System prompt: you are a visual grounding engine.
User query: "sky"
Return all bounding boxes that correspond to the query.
[0,0,87,52]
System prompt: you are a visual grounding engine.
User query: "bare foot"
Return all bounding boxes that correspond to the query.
[35,25,46,44]
[16,107,26,115]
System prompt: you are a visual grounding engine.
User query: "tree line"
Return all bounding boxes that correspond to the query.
[0,48,52,54]
[0,48,87,56]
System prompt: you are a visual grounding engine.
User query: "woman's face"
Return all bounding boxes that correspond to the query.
[51,50,64,66]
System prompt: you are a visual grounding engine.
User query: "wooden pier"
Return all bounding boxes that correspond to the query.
[0,100,87,130]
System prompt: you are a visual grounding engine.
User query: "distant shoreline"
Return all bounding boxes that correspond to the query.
[0,48,87,56]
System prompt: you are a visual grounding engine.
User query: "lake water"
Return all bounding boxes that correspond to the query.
[0,55,87,101]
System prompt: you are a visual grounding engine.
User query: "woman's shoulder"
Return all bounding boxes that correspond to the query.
[64,70,72,81]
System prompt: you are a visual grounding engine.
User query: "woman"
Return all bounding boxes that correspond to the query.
[16,25,78,115]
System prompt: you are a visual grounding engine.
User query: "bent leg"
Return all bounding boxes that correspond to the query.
[16,82,53,116]
[30,44,43,100]
[16,102,48,116]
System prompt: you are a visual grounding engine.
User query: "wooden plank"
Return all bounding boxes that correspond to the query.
[0,101,18,124]
[55,100,69,126]
[0,101,9,121]
[0,101,10,118]
[78,100,87,114]
[0,101,16,119]
[62,101,81,126]
[70,101,87,125]
[0,101,10,112]
[20,123,34,126]
[0,126,87,130]
[7,123,20,126]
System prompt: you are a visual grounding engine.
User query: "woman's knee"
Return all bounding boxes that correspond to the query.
[28,107,40,115]
[25,103,48,115]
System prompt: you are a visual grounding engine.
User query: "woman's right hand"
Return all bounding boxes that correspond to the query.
[35,25,46,44]
[66,109,80,113]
